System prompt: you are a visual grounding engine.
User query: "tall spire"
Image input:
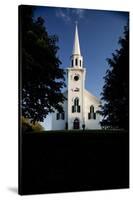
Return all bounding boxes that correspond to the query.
[72,22,81,55]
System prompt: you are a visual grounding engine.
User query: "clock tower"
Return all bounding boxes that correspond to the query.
[67,23,86,129]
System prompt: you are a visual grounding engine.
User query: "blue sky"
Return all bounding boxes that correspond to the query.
[33,6,129,130]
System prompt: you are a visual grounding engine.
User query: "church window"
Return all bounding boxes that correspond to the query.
[74,97,79,106]
[80,60,81,67]
[90,105,94,113]
[88,105,96,120]
[72,105,75,113]
[88,113,91,119]
[56,112,65,120]
[75,58,78,66]
[61,112,65,120]
[77,105,80,112]
[56,113,60,120]
[72,97,80,113]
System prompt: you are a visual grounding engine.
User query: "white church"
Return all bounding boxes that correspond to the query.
[52,24,101,130]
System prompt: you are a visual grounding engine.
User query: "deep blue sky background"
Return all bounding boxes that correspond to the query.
[33,6,129,129]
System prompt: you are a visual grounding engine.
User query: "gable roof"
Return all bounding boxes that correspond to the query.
[84,89,100,104]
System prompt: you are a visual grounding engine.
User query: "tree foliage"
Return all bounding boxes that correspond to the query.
[21,116,44,132]
[100,24,129,130]
[19,5,66,123]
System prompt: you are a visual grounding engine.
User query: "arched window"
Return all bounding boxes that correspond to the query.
[80,60,81,67]
[73,118,80,129]
[74,98,79,106]
[61,112,65,120]
[88,105,96,120]
[75,58,78,66]
[72,97,80,113]
[56,112,65,120]
[90,105,94,113]
[56,113,60,120]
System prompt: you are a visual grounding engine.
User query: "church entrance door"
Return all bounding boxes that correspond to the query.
[73,118,80,129]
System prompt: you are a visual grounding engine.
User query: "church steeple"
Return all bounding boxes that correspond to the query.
[71,22,83,68]
[72,22,81,55]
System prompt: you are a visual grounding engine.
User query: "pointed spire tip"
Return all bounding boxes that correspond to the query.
[72,22,81,55]
[75,21,78,25]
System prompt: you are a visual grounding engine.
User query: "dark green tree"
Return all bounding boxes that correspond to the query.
[100,24,129,130]
[19,5,66,123]
[21,116,44,132]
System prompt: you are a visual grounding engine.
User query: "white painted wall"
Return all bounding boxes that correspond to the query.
[52,89,101,130]
[52,92,68,130]
[84,90,101,129]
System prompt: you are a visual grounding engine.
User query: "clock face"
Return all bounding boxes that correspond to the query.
[74,75,79,81]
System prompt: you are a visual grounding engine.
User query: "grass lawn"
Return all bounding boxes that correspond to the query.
[19,129,129,195]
